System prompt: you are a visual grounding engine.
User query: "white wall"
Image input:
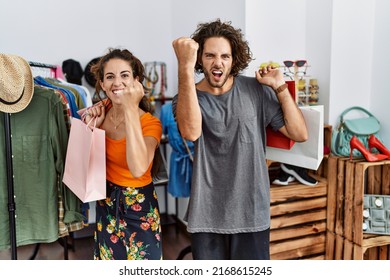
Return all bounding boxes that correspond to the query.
[328,0,375,126]
[246,0,333,122]
[328,0,390,145]
[0,0,175,95]
[370,0,390,145]
[245,0,389,145]
[245,0,307,75]
[305,0,332,123]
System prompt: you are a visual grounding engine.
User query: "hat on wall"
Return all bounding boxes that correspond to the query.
[62,58,83,85]
[84,57,101,87]
[0,54,34,113]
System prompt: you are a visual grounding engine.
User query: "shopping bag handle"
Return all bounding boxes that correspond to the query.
[86,116,98,131]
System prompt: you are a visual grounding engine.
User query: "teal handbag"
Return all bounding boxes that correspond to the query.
[331,106,381,157]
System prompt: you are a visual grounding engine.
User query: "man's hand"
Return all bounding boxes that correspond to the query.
[255,65,285,89]
[172,37,199,69]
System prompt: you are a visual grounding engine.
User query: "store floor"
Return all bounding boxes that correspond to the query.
[0,220,192,260]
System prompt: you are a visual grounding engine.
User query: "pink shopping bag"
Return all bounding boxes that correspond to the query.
[63,117,106,202]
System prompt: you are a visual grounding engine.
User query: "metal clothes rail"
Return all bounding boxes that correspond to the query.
[3,61,69,260]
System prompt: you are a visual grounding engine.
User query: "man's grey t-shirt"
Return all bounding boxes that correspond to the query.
[173,75,284,234]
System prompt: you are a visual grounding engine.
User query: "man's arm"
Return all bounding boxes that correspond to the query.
[275,86,308,142]
[256,66,308,142]
[172,37,202,141]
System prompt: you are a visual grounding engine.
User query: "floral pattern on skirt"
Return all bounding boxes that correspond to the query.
[94,181,162,260]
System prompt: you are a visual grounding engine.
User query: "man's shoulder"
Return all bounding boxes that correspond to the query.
[234,74,264,90]
[235,74,259,85]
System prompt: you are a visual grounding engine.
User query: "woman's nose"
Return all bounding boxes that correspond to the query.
[113,76,123,85]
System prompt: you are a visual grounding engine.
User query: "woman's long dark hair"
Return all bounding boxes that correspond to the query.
[91,48,162,179]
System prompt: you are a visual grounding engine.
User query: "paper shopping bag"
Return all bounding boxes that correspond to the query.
[266,129,296,150]
[266,81,297,150]
[63,117,106,202]
[266,105,324,170]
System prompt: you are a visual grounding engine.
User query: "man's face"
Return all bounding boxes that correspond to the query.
[200,37,233,90]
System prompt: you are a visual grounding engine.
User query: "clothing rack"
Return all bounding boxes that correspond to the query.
[3,111,17,259]
[29,61,57,69]
[3,61,69,259]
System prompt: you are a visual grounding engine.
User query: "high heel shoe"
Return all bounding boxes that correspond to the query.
[350,136,388,162]
[368,134,390,158]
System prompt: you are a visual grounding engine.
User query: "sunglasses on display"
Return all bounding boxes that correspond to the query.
[283,60,308,79]
[283,60,307,68]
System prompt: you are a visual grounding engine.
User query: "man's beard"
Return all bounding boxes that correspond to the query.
[203,68,231,88]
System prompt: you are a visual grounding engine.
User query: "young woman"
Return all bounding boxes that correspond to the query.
[82,48,163,260]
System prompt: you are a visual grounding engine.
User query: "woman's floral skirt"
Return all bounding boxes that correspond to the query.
[94,181,162,260]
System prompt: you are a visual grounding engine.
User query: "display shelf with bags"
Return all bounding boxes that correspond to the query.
[331,106,382,158]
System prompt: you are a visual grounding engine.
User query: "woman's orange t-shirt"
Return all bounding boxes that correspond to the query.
[105,112,162,187]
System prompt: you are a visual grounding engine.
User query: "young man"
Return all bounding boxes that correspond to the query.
[172,19,307,260]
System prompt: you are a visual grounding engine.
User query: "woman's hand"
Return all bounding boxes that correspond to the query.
[111,79,145,110]
[83,103,105,128]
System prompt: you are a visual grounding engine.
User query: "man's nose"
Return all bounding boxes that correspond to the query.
[214,57,223,66]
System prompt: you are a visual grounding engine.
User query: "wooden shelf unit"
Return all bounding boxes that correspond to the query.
[269,174,328,260]
[326,157,390,260]
[268,124,331,260]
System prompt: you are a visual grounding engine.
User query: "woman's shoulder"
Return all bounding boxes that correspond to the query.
[141,112,162,125]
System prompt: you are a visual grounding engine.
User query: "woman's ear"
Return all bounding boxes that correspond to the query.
[99,80,105,91]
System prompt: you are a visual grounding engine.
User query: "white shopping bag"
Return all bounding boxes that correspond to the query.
[266,105,324,170]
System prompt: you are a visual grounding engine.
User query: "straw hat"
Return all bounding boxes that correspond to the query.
[0,54,34,113]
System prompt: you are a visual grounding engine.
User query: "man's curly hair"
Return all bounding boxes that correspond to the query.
[191,18,253,77]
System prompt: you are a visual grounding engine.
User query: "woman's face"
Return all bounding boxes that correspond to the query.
[100,58,135,98]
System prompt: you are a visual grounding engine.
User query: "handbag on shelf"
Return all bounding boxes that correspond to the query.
[63,117,106,203]
[331,106,381,157]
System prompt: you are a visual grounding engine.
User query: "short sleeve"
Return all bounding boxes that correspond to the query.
[142,113,163,143]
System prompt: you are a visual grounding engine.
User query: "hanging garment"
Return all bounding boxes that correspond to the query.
[160,103,193,197]
[44,77,86,109]
[61,81,93,107]
[34,85,84,236]
[0,86,85,250]
[34,76,80,118]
